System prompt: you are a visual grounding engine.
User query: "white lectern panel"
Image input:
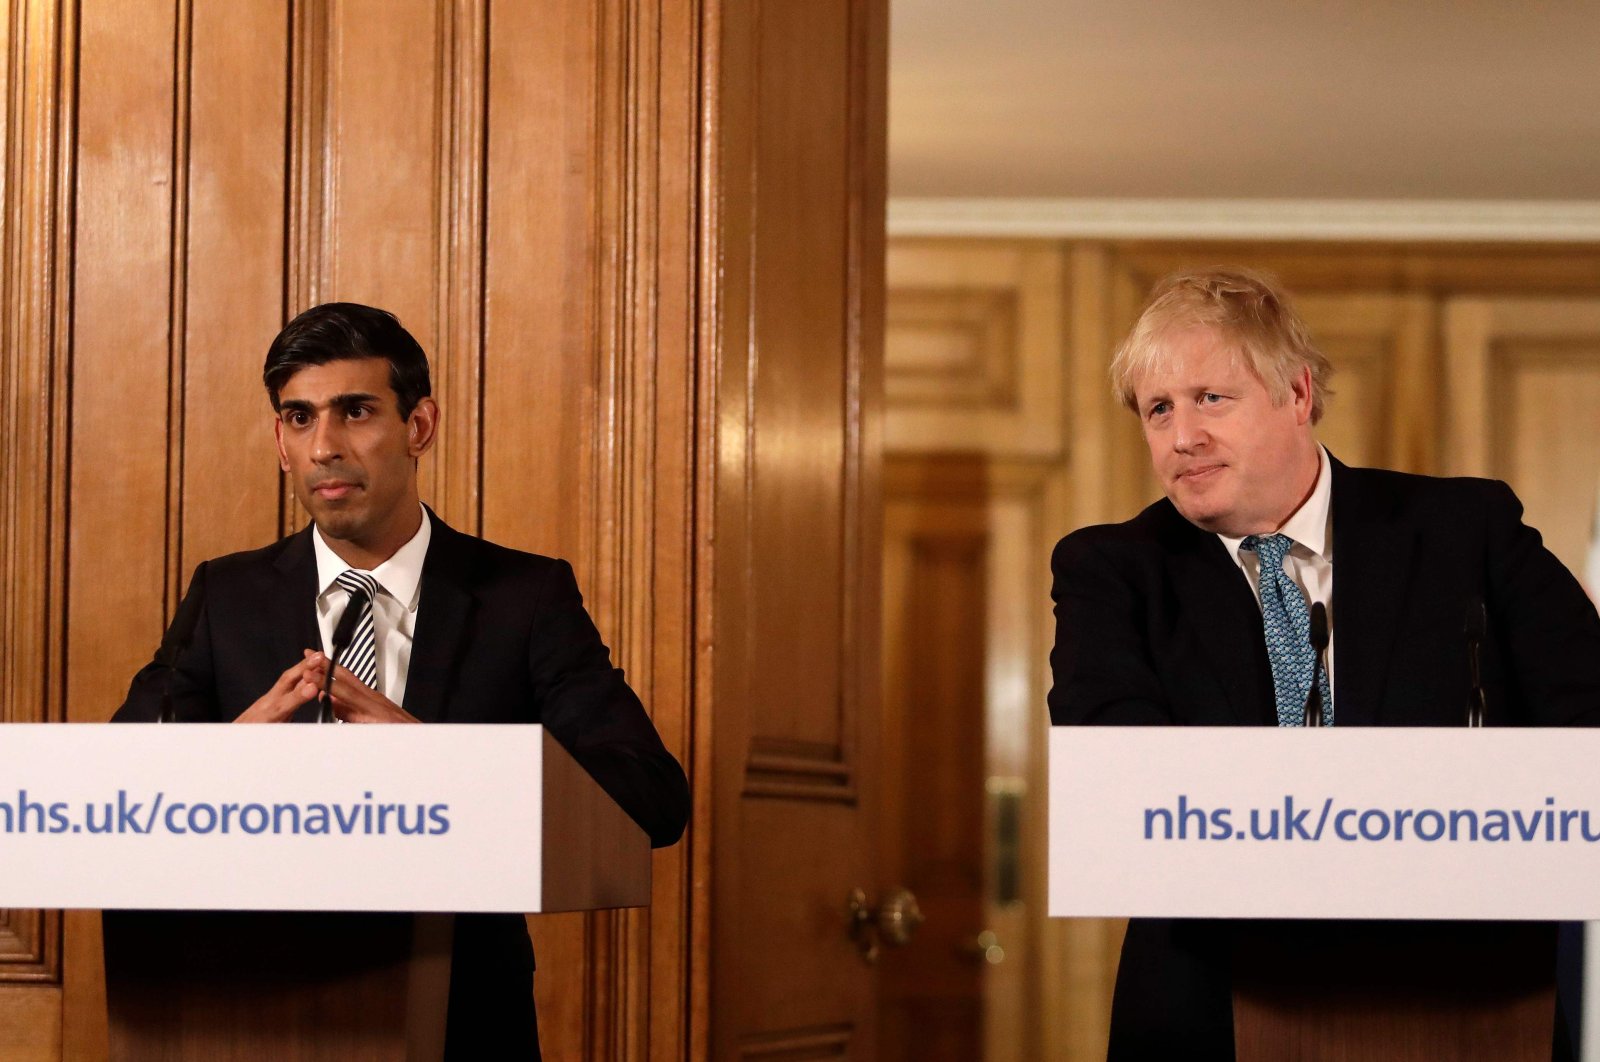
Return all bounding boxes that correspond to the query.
[0,723,648,912]
[1050,726,1600,919]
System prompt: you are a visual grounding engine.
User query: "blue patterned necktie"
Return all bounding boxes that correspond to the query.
[334,570,382,693]
[1240,534,1333,726]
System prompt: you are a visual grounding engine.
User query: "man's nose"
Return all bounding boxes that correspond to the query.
[310,418,344,463]
[1171,406,1207,453]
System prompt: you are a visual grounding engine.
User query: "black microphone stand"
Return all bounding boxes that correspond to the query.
[1465,599,1488,727]
[317,588,369,724]
[1303,601,1329,728]
[158,567,209,723]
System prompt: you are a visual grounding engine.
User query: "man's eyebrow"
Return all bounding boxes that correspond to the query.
[278,392,382,414]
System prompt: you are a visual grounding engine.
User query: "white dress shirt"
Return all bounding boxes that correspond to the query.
[311,505,431,708]
[1217,445,1335,698]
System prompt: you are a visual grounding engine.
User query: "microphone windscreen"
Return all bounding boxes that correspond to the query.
[1309,601,1329,651]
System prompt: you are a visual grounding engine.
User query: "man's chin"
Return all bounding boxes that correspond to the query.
[1168,491,1234,535]
[299,497,364,538]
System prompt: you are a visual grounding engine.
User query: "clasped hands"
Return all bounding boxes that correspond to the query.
[234,649,420,724]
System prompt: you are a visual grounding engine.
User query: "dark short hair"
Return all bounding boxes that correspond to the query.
[263,303,432,419]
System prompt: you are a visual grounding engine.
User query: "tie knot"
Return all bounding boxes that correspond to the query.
[1241,533,1294,566]
[335,569,381,601]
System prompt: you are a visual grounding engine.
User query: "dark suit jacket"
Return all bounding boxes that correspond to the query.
[115,509,690,1059]
[1049,458,1600,1059]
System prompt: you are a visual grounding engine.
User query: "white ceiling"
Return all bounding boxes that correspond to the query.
[890,0,1600,200]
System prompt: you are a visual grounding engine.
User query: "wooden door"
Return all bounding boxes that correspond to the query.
[880,458,989,1060]
[707,0,889,1057]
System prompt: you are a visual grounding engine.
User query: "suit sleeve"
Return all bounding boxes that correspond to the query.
[112,562,223,723]
[529,560,690,847]
[1482,481,1600,726]
[1048,533,1174,726]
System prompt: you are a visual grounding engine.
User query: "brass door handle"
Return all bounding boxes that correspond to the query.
[847,886,924,963]
[959,929,1005,965]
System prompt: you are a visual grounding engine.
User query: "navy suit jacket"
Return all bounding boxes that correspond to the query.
[115,509,689,1058]
[1049,458,1600,1058]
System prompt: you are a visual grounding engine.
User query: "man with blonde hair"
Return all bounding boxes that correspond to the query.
[1049,268,1600,1058]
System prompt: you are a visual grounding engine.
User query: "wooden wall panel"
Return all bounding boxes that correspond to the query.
[0,990,62,1062]
[4,0,727,1056]
[482,0,604,1052]
[8,0,884,1054]
[885,241,1063,458]
[1504,352,1600,573]
[323,0,438,314]
[640,3,702,1057]
[425,0,487,531]
[1294,294,1433,474]
[68,0,178,721]
[746,0,852,770]
[1443,298,1600,577]
[2,1,72,1050]
[482,0,598,558]
[481,1,705,1056]
[179,0,287,590]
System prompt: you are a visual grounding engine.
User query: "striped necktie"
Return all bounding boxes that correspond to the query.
[1240,533,1333,726]
[334,570,381,692]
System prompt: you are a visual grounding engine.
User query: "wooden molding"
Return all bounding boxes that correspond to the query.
[162,0,193,617]
[424,0,488,535]
[738,1023,853,1058]
[887,287,1020,408]
[1442,298,1600,578]
[0,909,56,983]
[689,0,723,1052]
[1,0,73,989]
[885,242,1065,458]
[889,198,1600,243]
[280,0,331,539]
[744,740,856,803]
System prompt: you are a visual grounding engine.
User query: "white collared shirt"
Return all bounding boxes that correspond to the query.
[311,505,431,708]
[1217,445,1335,697]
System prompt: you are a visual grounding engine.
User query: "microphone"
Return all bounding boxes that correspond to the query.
[1465,598,1487,727]
[158,567,209,723]
[317,588,369,723]
[1303,601,1329,728]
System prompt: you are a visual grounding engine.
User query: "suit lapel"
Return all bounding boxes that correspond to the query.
[402,509,474,724]
[272,526,324,723]
[1165,512,1274,725]
[1329,458,1415,726]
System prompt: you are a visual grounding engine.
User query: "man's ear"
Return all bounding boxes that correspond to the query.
[273,416,291,472]
[1290,364,1315,425]
[407,397,440,458]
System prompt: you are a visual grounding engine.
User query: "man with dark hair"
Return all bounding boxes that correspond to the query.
[264,301,433,418]
[117,302,689,1058]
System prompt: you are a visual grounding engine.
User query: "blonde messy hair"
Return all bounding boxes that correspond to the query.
[1110,268,1333,423]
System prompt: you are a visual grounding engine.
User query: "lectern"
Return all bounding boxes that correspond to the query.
[1050,727,1591,1061]
[0,724,649,1061]
[103,910,457,1062]
[1231,919,1556,1062]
